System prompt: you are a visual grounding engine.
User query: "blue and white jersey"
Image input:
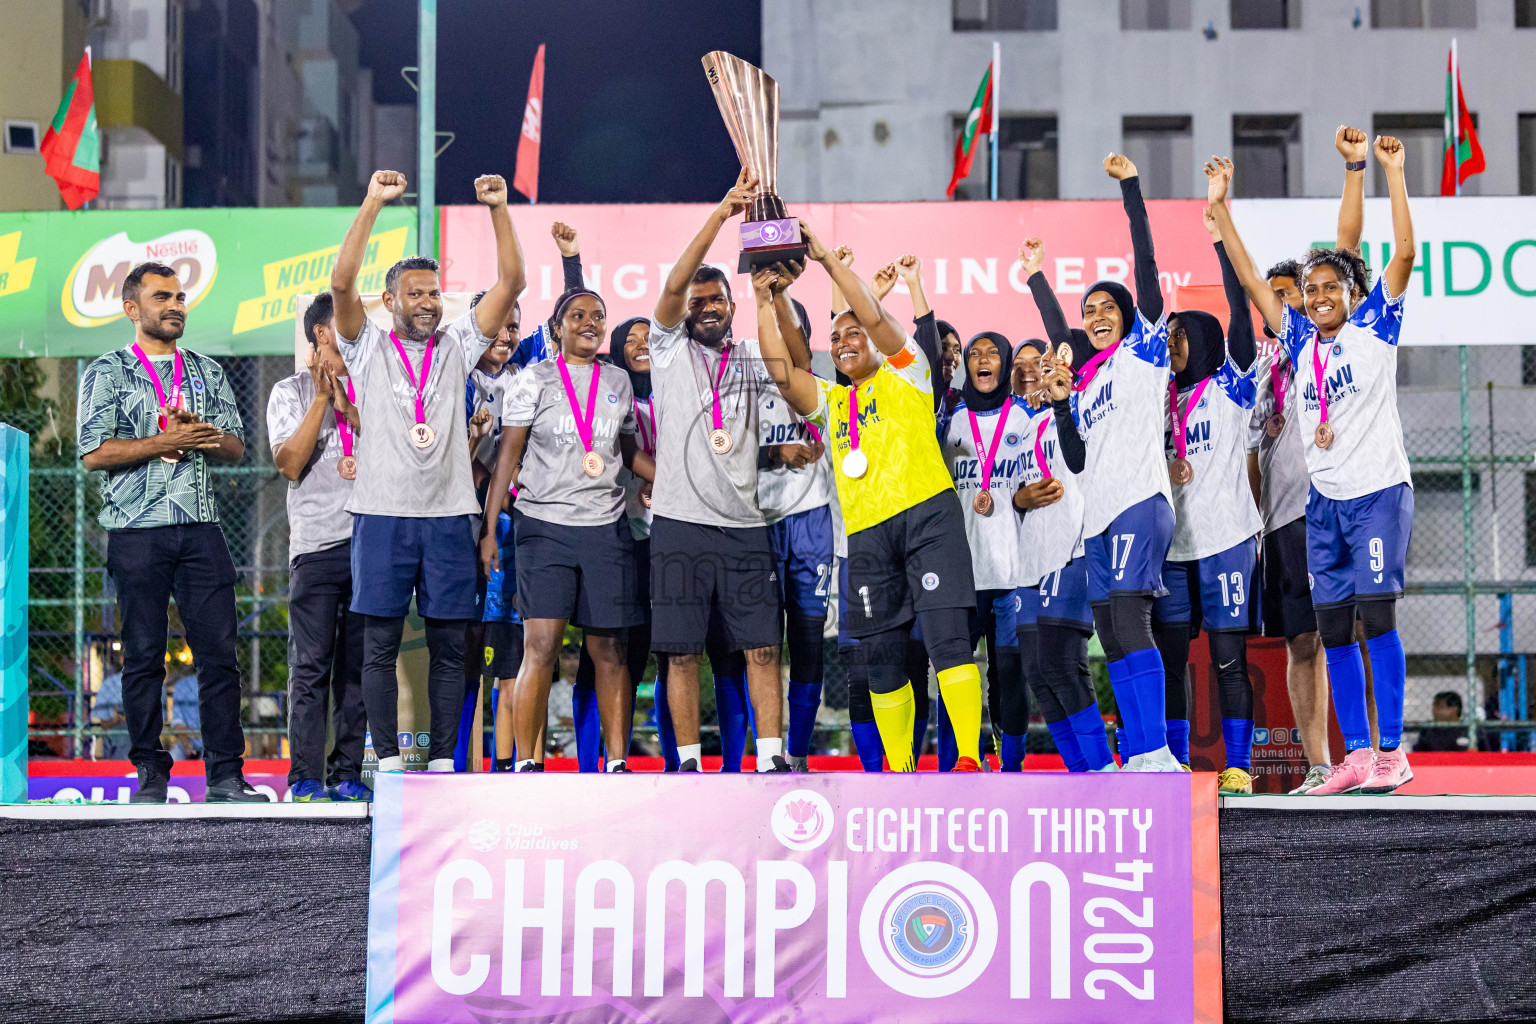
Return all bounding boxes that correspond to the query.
[1247,350,1310,536]
[940,397,1034,591]
[1016,401,1086,589]
[757,391,834,524]
[510,323,553,369]
[1164,356,1263,562]
[466,365,516,476]
[1071,308,1174,538]
[1278,277,1410,501]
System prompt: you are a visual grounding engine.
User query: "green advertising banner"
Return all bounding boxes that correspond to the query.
[0,206,417,357]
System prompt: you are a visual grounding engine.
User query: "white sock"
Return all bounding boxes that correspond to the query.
[605,759,626,773]
[426,758,455,773]
[677,743,701,766]
[377,756,403,773]
[756,736,783,770]
[514,758,535,772]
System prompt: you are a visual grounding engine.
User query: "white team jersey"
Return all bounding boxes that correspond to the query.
[1164,356,1263,561]
[756,391,834,524]
[1016,401,1087,588]
[940,397,1033,591]
[1247,350,1310,535]
[1279,277,1411,501]
[620,396,657,540]
[467,366,516,475]
[1072,309,1174,538]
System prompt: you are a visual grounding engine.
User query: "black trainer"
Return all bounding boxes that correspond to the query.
[518,762,540,772]
[130,765,169,804]
[766,755,793,772]
[205,777,272,803]
[678,758,701,772]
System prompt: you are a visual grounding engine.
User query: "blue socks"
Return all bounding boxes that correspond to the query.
[1108,659,1138,761]
[851,720,885,772]
[1001,732,1027,772]
[937,697,956,772]
[573,683,601,772]
[1123,648,1168,754]
[1046,720,1087,772]
[787,681,822,758]
[454,676,480,772]
[715,673,748,772]
[1165,719,1191,764]
[653,670,679,771]
[1069,705,1114,771]
[1325,642,1373,752]
[1367,629,1406,750]
[912,716,929,762]
[1221,718,1254,770]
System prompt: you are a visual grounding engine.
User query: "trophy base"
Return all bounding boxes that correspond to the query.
[738,217,806,272]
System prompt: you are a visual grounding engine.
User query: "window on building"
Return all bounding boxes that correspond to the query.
[950,116,1059,200]
[1374,112,1477,196]
[1519,0,1536,27]
[1521,346,1536,385]
[1520,115,1536,195]
[1122,116,1193,198]
[1230,0,1299,28]
[953,0,1058,30]
[1122,0,1191,29]
[2,120,39,154]
[1233,114,1301,197]
[1372,0,1476,27]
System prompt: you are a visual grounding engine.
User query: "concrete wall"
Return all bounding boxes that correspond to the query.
[0,4,86,212]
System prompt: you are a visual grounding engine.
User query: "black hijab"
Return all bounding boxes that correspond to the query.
[1014,337,1047,359]
[608,316,652,400]
[960,331,1013,413]
[1081,279,1137,349]
[1171,309,1225,391]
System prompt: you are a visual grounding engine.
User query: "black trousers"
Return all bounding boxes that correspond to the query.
[286,543,366,785]
[105,523,245,782]
[362,614,468,762]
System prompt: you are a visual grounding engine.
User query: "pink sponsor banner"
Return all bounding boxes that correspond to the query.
[365,773,1222,1024]
[439,199,1219,347]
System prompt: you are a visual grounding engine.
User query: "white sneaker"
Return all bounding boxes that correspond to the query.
[1123,746,1185,773]
[1289,764,1331,794]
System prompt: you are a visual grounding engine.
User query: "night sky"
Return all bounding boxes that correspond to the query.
[351,0,762,205]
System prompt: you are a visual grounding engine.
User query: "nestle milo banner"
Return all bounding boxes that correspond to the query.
[365,772,1222,1024]
[0,207,415,357]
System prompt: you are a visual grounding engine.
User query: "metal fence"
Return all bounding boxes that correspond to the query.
[9,344,1536,758]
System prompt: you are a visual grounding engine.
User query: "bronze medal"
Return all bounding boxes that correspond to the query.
[709,428,733,455]
[338,455,357,480]
[409,423,436,449]
[973,490,994,516]
[1169,458,1193,486]
[1056,341,1073,368]
[581,450,604,478]
[1265,413,1285,439]
[1315,422,1334,450]
[161,451,181,465]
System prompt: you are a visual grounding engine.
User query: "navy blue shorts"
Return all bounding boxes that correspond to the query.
[514,510,643,630]
[350,513,479,620]
[1154,537,1260,633]
[1085,494,1174,603]
[1305,482,1413,609]
[482,510,520,624]
[1017,555,1093,631]
[970,589,1017,650]
[770,505,834,619]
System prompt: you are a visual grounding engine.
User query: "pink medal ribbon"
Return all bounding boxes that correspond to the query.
[804,420,823,446]
[552,353,599,463]
[1272,359,1289,413]
[967,406,1013,494]
[1033,415,1053,481]
[388,330,436,431]
[696,343,733,431]
[131,343,186,427]
[1311,339,1332,426]
[333,377,357,458]
[1168,378,1211,467]
[1071,340,1121,392]
[634,398,657,456]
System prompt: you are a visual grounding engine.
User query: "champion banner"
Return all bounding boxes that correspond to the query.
[365,773,1221,1024]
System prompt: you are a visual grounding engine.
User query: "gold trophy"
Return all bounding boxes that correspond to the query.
[702,51,807,272]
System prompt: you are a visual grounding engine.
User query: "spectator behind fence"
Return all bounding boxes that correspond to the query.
[91,654,129,760]
[1414,691,1471,752]
[76,260,268,804]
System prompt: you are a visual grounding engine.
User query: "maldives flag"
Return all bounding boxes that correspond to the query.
[945,64,993,198]
[41,49,100,210]
[513,44,546,203]
[1440,45,1484,196]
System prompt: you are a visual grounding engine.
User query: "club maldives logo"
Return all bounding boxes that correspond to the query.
[466,819,501,852]
[769,788,833,851]
[860,863,998,997]
[63,229,218,328]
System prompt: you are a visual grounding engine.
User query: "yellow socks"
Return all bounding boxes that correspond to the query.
[870,682,917,772]
[937,663,984,764]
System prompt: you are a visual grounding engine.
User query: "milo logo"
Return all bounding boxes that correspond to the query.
[63,229,218,328]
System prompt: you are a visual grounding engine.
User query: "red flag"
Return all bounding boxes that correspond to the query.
[41,49,100,210]
[945,64,993,198]
[513,44,546,204]
[1440,45,1484,196]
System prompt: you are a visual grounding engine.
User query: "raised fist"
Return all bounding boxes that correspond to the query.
[1335,125,1368,163]
[871,263,899,300]
[551,221,579,257]
[832,245,855,268]
[896,254,922,285]
[1019,238,1044,278]
[1374,135,1405,171]
[474,175,508,207]
[368,170,407,203]
[1103,154,1138,181]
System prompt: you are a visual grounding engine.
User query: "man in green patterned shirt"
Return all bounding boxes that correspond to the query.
[77,261,267,803]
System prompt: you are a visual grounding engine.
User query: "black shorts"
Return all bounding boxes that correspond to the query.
[649,516,781,655]
[1261,517,1316,640]
[513,511,644,630]
[481,620,523,679]
[844,491,975,640]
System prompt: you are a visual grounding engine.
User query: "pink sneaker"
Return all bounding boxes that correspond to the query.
[1360,748,1413,794]
[1307,748,1374,795]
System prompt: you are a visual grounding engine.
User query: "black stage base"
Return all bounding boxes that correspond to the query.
[2,798,1534,1024]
